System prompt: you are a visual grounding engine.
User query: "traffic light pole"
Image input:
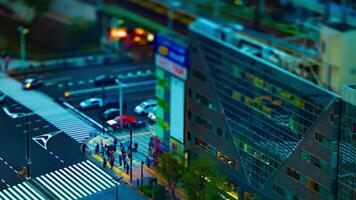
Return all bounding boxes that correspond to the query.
[26,115,31,179]
[130,127,133,183]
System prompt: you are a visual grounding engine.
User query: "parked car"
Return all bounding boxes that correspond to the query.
[94,75,117,86]
[134,99,157,114]
[106,115,137,129]
[0,91,5,103]
[79,98,103,110]
[23,78,43,90]
[147,106,156,122]
[101,108,121,120]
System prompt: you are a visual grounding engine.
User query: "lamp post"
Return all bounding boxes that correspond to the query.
[25,114,31,179]
[113,176,123,200]
[129,125,133,183]
[17,26,29,65]
[102,86,105,134]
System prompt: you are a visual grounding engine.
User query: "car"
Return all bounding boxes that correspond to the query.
[94,75,117,86]
[79,98,103,110]
[147,106,156,121]
[0,91,5,103]
[23,78,43,90]
[106,115,137,129]
[134,99,157,114]
[101,108,121,120]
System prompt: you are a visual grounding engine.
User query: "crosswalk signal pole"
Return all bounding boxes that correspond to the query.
[130,127,133,183]
[26,115,31,179]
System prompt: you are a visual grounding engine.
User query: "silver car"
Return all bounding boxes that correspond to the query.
[134,99,157,115]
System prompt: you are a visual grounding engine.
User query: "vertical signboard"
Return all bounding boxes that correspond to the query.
[170,76,185,143]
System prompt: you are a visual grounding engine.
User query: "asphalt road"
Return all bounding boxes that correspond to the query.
[0,97,85,190]
[12,62,156,133]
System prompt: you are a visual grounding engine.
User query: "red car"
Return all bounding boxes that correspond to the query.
[106,115,137,129]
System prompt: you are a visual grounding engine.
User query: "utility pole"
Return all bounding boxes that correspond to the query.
[130,126,133,183]
[25,114,31,180]
[254,0,265,30]
[102,86,105,134]
[212,0,220,20]
[17,26,29,66]
[116,79,124,129]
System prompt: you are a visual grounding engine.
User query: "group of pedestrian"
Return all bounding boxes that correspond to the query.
[95,137,140,174]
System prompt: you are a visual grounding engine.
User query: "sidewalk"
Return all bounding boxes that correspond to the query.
[85,130,188,200]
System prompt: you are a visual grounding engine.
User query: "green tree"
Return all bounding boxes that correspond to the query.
[182,156,227,200]
[156,153,185,200]
[23,0,52,14]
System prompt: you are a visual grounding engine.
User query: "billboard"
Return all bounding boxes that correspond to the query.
[170,76,185,143]
[155,34,188,80]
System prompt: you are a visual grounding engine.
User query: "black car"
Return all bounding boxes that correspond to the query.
[101,108,121,120]
[94,75,117,86]
[23,78,43,90]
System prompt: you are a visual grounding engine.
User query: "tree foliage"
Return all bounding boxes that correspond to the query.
[23,0,52,14]
[182,155,227,200]
[156,153,185,200]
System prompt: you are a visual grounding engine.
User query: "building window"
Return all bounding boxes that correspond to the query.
[307,178,319,193]
[194,114,212,130]
[315,131,323,143]
[217,128,223,137]
[195,137,210,151]
[216,151,234,167]
[192,69,206,82]
[329,113,334,123]
[188,88,192,97]
[287,167,300,181]
[300,150,323,169]
[187,131,191,141]
[188,110,191,119]
[272,184,285,197]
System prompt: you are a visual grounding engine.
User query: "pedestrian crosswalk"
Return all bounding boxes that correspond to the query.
[0,77,97,143]
[0,181,46,200]
[0,160,115,200]
[33,160,115,200]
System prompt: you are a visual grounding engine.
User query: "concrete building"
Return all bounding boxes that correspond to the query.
[185,18,354,200]
[319,23,356,93]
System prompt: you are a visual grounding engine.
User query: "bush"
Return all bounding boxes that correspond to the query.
[138,185,153,198]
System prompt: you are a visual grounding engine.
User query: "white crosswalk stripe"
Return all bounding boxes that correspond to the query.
[0,77,97,143]
[33,160,115,200]
[0,181,46,200]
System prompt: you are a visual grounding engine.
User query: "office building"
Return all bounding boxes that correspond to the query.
[185,18,347,200]
[337,84,356,200]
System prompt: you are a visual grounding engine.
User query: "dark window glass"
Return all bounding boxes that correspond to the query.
[192,70,206,82]
[287,167,300,181]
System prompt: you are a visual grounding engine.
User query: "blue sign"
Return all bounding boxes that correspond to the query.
[155,34,188,68]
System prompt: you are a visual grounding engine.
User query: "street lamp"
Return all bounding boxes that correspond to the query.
[17,26,29,65]
[113,176,123,200]
[25,114,31,180]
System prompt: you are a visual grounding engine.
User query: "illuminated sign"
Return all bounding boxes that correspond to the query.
[156,55,187,80]
[155,34,188,79]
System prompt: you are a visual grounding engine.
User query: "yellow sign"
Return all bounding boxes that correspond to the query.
[158,46,168,56]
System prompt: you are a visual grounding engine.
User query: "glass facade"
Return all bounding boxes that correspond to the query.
[190,31,337,189]
[337,85,356,200]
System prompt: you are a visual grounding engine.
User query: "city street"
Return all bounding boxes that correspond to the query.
[0,97,86,190]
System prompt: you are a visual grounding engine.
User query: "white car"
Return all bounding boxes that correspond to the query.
[147,106,156,121]
[79,98,103,110]
[134,99,157,115]
[0,91,5,103]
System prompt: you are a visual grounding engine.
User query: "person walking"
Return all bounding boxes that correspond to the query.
[81,143,87,154]
[133,143,138,152]
[126,164,129,174]
[146,156,151,168]
[103,157,107,168]
[110,157,114,169]
[95,143,99,154]
[119,155,122,166]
